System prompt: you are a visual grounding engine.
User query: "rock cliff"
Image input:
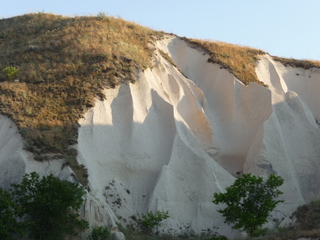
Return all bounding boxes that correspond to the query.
[1,34,320,238]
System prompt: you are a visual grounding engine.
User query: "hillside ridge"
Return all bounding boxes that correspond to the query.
[1,13,320,239]
[0,13,319,169]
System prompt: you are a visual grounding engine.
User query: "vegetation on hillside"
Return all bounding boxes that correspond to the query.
[213,174,284,236]
[119,199,320,240]
[182,38,320,87]
[138,210,170,234]
[0,188,26,239]
[182,38,267,87]
[272,56,320,69]
[1,13,320,186]
[1,172,88,240]
[0,12,162,184]
[245,199,320,240]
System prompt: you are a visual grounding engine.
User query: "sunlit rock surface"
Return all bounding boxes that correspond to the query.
[1,35,320,238]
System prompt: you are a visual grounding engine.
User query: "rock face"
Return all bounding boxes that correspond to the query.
[0,35,320,238]
[0,115,121,239]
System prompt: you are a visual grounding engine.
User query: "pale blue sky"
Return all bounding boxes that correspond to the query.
[2,0,320,60]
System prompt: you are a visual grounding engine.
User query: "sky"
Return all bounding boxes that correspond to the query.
[2,0,320,60]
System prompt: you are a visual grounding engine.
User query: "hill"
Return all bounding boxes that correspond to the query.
[1,13,320,239]
[0,13,162,184]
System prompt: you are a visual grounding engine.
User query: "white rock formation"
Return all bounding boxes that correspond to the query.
[0,116,121,239]
[0,35,320,238]
[76,35,320,237]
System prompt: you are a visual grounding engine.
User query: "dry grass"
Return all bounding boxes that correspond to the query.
[273,56,320,69]
[0,13,163,184]
[182,38,267,87]
[2,13,320,186]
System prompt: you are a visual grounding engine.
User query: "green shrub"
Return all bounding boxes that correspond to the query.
[0,188,26,240]
[10,172,89,240]
[139,210,169,232]
[251,227,269,237]
[209,235,228,240]
[87,226,110,240]
[4,66,18,80]
[213,174,284,236]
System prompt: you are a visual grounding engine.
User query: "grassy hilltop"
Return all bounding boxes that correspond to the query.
[1,12,320,185]
[0,13,163,184]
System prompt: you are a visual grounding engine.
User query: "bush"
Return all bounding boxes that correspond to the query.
[10,172,89,240]
[4,66,18,80]
[96,12,108,21]
[0,188,25,240]
[292,200,320,230]
[87,226,110,240]
[139,210,169,233]
[209,235,228,240]
[213,174,284,236]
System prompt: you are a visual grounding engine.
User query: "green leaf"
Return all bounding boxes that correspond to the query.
[10,172,89,240]
[213,174,284,236]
